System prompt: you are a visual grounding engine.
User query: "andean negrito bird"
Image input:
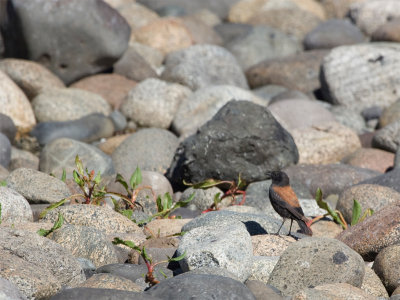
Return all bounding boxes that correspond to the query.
[267,170,312,236]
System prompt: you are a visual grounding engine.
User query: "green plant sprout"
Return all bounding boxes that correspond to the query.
[37,212,64,237]
[184,174,246,213]
[61,169,67,182]
[114,166,155,210]
[133,192,195,226]
[112,237,186,286]
[0,180,6,187]
[72,155,107,205]
[310,188,374,230]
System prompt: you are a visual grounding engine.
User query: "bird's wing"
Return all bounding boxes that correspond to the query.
[270,185,309,222]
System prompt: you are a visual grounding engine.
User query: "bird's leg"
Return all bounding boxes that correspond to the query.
[287,219,293,236]
[275,219,285,235]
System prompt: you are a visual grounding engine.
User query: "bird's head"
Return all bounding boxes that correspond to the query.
[266,170,290,186]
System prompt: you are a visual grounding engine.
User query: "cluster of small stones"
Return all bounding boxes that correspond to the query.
[1,0,400,299]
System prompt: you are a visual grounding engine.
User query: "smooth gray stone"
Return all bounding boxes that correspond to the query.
[2,0,130,84]
[0,132,11,167]
[0,113,17,142]
[30,113,115,145]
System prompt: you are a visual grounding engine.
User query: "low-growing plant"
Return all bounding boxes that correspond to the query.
[310,188,374,230]
[72,155,107,205]
[113,237,186,286]
[184,174,246,213]
[39,156,195,223]
[37,212,64,237]
[0,180,6,187]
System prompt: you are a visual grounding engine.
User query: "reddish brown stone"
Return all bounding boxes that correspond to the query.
[246,50,328,92]
[342,148,394,173]
[372,19,400,42]
[336,202,400,261]
[70,74,136,109]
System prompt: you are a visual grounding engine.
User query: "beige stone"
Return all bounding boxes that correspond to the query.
[134,18,194,55]
[251,234,295,256]
[361,266,389,298]
[144,219,191,238]
[320,0,365,19]
[292,122,361,164]
[293,282,375,300]
[229,0,325,23]
[98,134,131,155]
[32,87,111,122]
[249,8,321,40]
[0,70,36,132]
[0,58,64,99]
[116,2,159,31]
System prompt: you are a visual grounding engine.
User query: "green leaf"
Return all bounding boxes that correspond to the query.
[37,229,48,236]
[213,192,222,206]
[172,193,195,210]
[351,199,362,226]
[168,251,186,262]
[359,208,374,223]
[61,169,66,182]
[156,195,163,212]
[53,212,64,230]
[182,192,195,204]
[39,198,67,219]
[121,209,133,219]
[183,179,225,189]
[159,269,168,279]
[111,197,119,211]
[75,155,84,175]
[115,173,129,192]
[315,188,343,227]
[37,212,64,237]
[94,172,101,185]
[166,193,173,209]
[142,246,152,264]
[72,170,82,186]
[130,166,142,189]
[162,193,170,210]
[237,174,246,190]
[0,180,7,186]
[112,237,141,252]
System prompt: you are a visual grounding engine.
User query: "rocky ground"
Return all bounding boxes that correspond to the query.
[1,0,400,299]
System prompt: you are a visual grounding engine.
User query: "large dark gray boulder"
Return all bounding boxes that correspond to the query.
[1,0,130,84]
[167,100,298,190]
[146,273,256,300]
[50,288,160,300]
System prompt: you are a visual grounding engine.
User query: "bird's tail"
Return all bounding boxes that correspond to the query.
[297,219,313,236]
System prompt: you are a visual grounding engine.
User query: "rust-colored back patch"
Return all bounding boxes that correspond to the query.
[272,185,301,208]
